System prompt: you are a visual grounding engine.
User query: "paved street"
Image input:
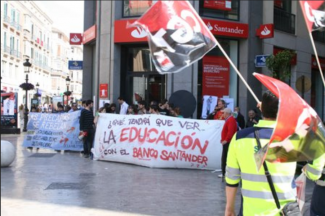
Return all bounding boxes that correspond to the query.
[1,133,313,216]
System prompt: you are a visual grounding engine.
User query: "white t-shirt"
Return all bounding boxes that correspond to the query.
[120,101,128,115]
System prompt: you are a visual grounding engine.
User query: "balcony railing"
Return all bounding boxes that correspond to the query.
[274,8,295,34]
[313,31,325,44]
[3,45,10,53]
[16,23,22,31]
[3,15,10,23]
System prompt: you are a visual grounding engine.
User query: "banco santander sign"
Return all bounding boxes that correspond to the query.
[202,18,248,38]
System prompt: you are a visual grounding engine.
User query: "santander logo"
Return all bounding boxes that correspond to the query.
[71,35,81,43]
[260,26,271,36]
[207,22,213,31]
[131,27,147,38]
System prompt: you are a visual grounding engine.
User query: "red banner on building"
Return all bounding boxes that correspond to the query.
[83,25,96,44]
[202,18,249,38]
[203,0,232,11]
[99,83,108,98]
[114,19,148,43]
[202,56,230,97]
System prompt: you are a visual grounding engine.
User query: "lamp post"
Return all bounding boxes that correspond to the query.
[64,76,72,107]
[35,82,40,106]
[22,59,32,132]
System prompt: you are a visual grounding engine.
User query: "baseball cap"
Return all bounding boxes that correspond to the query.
[221,108,232,114]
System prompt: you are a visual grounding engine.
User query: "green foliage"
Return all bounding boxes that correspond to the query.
[265,50,295,80]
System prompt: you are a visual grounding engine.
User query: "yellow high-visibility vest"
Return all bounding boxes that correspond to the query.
[306,154,325,183]
[226,120,297,216]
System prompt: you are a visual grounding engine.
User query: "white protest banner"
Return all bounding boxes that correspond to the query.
[93,114,224,170]
[23,111,83,151]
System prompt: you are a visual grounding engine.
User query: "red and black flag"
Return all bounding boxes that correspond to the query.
[129,1,217,74]
[300,1,325,32]
[253,73,325,169]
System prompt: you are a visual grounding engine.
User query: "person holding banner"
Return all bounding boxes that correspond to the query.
[219,108,237,179]
[79,100,95,158]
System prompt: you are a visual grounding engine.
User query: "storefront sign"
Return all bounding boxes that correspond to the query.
[311,56,325,70]
[203,18,249,38]
[202,56,230,97]
[1,92,18,128]
[256,24,274,39]
[70,33,83,45]
[99,83,108,98]
[83,25,96,44]
[68,61,83,70]
[22,111,84,151]
[203,0,232,11]
[255,55,270,67]
[114,19,148,43]
[93,113,224,170]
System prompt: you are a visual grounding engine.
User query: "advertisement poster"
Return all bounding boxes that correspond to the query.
[202,56,230,98]
[93,114,224,170]
[204,0,232,11]
[22,111,83,151]
[1,92,18,128]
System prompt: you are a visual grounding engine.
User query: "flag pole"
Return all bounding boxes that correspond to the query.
[308,32,325,87]
[215,40,260,103]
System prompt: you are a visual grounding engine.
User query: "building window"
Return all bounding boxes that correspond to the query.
[10,35,15,51]
[1,61,6,77]
[3,32,7,47]
[3,2,8,17]
[123,0,155,17]
[274,0,295,34]
[199,0,239,21]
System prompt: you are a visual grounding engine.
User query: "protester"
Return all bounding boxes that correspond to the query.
[225,91,297,216]
[138,101,149,114]
[245,109,260,128]
[127,105,136,115]
[159,99,169,115]
[219,108,237,179]
[65,105,71,112]
[149,105,160,114]
[79,100,95,159]
[19,104,24,130]
[108,103,117,114]
[173,107,183,118]
[81,100,86,109]
[234,107,245,130]
[117,96,128,115]
[69,103,78,112]
[303,154,325,216]
[57,105,64,113]
[94,107,106,126]
[207,100,226,120]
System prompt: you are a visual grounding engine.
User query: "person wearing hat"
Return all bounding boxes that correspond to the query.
[219,107,238,179]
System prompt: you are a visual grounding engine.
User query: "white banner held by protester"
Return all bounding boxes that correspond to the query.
[23,111,83,151]
[93,114,224,170]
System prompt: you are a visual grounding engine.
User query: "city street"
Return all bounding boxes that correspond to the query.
[1,133,313,216]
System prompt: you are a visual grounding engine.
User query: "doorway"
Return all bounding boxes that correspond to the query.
[126,72,166,107]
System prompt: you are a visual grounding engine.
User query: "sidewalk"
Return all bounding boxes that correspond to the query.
[1,133,313,216]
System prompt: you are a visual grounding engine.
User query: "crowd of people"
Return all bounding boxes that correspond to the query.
[21,95,324,216]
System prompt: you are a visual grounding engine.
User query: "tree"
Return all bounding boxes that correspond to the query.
[265,50,295,81]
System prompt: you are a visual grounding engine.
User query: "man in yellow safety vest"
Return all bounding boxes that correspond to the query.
[225,91,297,216]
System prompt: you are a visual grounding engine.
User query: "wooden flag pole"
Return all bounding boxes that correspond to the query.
[309,32,325,87]
[214,40,260,103]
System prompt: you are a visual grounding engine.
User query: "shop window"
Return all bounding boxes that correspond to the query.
[197,39,238,119]
[123,0,156,17]
[127,47,157,72]
[199,0,239,21]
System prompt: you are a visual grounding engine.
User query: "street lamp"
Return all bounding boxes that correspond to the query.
[63,76,72,107]
[35,82,40,107]
[20,59,34,132]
